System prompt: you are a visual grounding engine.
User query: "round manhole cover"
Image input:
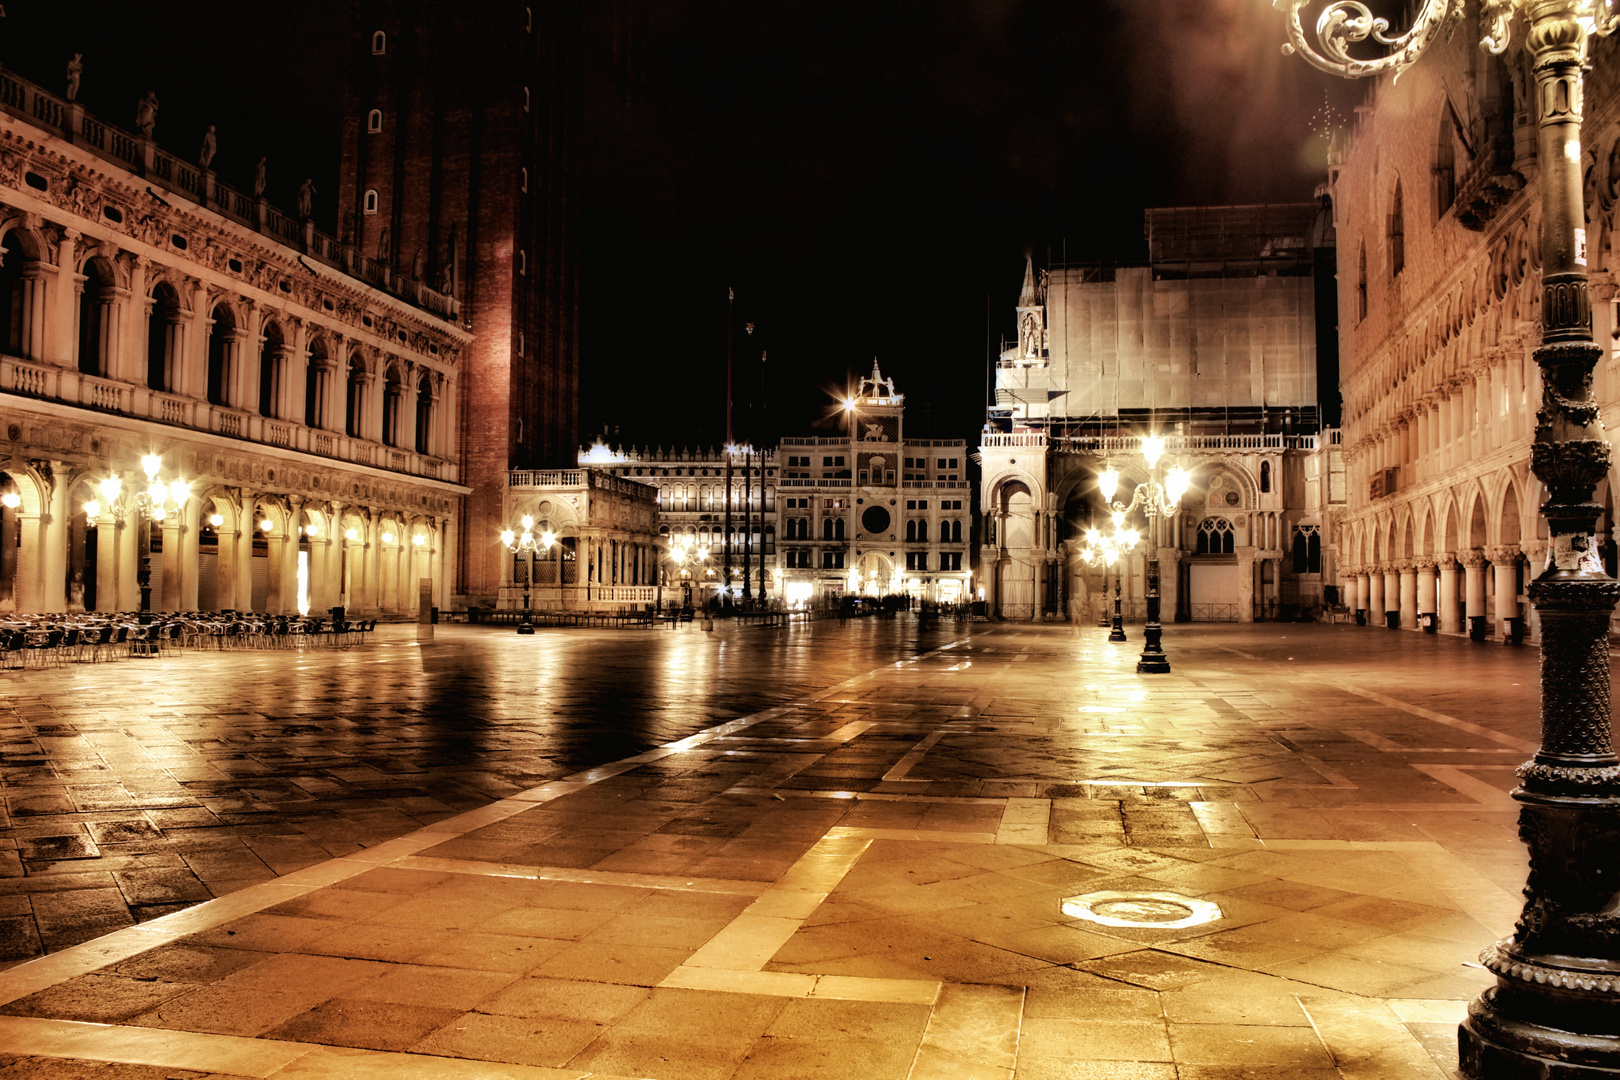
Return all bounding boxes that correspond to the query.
[1061,890,1223,930]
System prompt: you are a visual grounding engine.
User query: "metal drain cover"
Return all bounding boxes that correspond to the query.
[1061,890,1222,930]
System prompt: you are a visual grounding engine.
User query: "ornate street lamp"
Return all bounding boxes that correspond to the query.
[667,534,715,629]
[499,514,552,635]
[1080,510,1141,642]
[111,454,191,615]
[1277,3,1620,1074]
[1099,438,1189,673]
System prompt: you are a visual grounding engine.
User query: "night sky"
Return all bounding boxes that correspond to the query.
[5,0,1356,451]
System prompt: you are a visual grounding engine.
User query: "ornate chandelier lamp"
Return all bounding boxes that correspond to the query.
[1099,438,1190,673]
[1276,2,1620,1075]
[1079,509,1140,642]
[500,514,552,635]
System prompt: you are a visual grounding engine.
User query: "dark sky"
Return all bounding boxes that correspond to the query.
[5,0,1356,451]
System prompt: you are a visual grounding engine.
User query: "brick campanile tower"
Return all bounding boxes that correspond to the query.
[338,0,581,605]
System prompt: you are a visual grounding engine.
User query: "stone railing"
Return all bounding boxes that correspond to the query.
[0,64,459,323]
[0,354,453,482]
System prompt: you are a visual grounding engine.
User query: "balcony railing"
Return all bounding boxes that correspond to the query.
[0,64,459,324]
[1,355,454,483]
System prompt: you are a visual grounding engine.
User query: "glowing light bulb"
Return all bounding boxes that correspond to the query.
[1141,436,1164,468]
[260,518,274,533]
[209,514,224,528]
[100,476,122,501]
[345,528,359,541]
[1,492,19,510]
[1098,469,1118,501]
[83,500,100,519]
[521,514,535,530]
[141,454,162,480]
[382,531,395,545]
[412,534,426,547]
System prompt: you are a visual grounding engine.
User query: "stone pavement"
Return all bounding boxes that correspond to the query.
[0,619,1549,1078]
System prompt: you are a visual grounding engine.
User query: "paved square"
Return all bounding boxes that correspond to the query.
[0,619,1547,1077]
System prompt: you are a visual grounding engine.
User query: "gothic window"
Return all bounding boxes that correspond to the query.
[371,31,387,54]
[1434,111,1456,220]
[1388,180,1405,277]
[363,189,379,215]
[367,109,382,134]
[1292,525,1322,574]
[1357,241,1367,322]
[1196,517,1235,555]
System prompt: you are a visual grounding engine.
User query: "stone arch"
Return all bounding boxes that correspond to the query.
[0,223,44,360]
[258,318,287,418]
[1497,474,1523,547]
[206,300,239,406]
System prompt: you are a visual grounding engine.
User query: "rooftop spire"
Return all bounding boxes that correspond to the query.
[1018,256,1041,308]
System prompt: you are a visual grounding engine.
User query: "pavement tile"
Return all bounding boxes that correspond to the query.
[264,997,465,1051]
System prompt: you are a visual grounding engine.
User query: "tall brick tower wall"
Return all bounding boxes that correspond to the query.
[339,0,581,604]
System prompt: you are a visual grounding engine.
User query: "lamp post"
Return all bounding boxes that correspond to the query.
[1080,510,1141,642]
[1099,438,1188,674]
[1277,3,1620,1074]
[499,515,552,635]
[119,454,191,615]
[667,535,714,630]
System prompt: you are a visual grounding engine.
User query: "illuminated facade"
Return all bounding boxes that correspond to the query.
[0,63,467,617]
[583,363,972,606]
[1327,18,1620,642]
[980,207,1345,622]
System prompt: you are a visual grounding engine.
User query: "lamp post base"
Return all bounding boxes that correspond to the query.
[1108,620,1127,643]
[517,624,535,635]
[1136,624,1170,673]
[1461,988,1620,1078]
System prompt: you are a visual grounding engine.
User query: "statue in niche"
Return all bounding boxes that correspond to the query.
[297,178,316,220]
[411,247,425,281]
[253,157,268,198]
[1020,311,1040,358]
[135,90,159,138]
[65,54,82,102]
[199,125,216,169]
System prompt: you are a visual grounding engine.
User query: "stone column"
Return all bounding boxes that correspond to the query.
[1437,554,1460,634]
[176,498,200,611]
[214,521,240,612]
[1383,566,1401,626]
[158,517,182,612]
[93,506,121,611]
[1398,562,1418,629]
[54,230,79,368]
[1366,567,1384,622]
[1485,544,1521,634]
[1236,545,1256,623]
[1354,571,1369,615]
[1461,550,1487,622]
[1416,557,1437,621]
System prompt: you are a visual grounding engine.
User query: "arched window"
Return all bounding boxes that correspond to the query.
[367,109,383,134]
[363,189,379,215]
[1357,241,1368,322]
[835,519,845,540]
[258,321,284,418]
[1292,525,1322,574]
[1388,180,1405,277]
[146,282,179,391]
[305,339,328,428]
[1260,461,1272,494]
[345,355,367,438]
[371,30,387,54]
[917,520,928,542]
[950,520,962,543]
[78,259,116,377]
[1196,517,1236,555]
[905,520,916,542]
[1434,111,1456,220]
[0,229,39,360]
[415,372,434,455]
[823,517,835,540]
[206,303,235,406]
[381,366,402,447]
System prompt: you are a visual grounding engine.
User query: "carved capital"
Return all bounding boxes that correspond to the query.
[1485,544,1523,564]
[1460,549,1489,569]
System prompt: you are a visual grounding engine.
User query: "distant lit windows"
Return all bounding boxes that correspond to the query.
[521,167,528,193]
[367,109,382,134]
[371,30,387,55]
[523,87,531,112]
[518,250,526,275]
[524,6,533,31]
[363,189,379,215]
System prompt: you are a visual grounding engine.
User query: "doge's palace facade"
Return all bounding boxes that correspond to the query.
[1330,18,1620,642]
[0,64,470,617]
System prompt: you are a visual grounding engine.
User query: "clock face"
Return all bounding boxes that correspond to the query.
[861,506,891,535]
